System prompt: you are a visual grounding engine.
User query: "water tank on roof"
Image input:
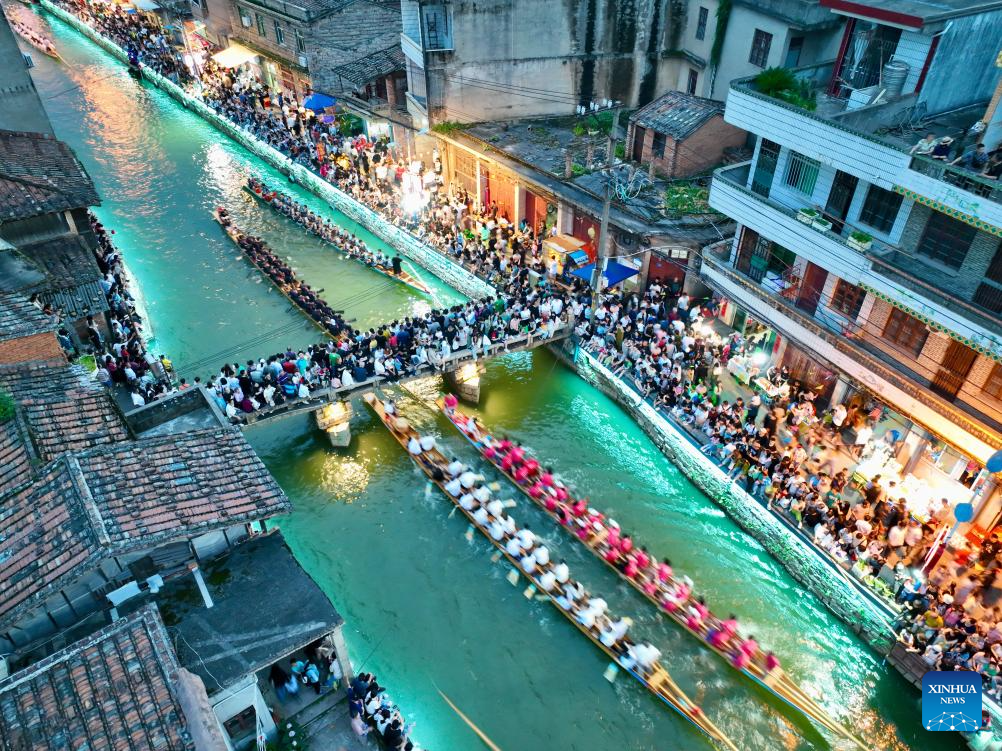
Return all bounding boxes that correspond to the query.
[883,59,910,98]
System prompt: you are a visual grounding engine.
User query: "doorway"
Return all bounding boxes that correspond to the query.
[796,262,829,316]
[930,340,977,401]
[824,170,859,234]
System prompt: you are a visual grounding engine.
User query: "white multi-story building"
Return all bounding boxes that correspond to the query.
[706,0,1002,525]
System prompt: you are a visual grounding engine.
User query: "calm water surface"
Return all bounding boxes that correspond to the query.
[26,13,964,750]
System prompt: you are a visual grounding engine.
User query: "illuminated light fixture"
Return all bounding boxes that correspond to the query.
[456,362,480,385]
[316,400,352,447]
[751,351,768,366]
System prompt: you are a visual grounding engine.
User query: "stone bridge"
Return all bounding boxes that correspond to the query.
[239,325,573,427]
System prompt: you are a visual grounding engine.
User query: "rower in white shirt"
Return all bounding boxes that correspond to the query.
[486,498,504,518]
[538,569,557,592]
[515,526,535,550]
[556,580,583,610]
[407,436,422,455]
[631,642,662,673]
[419,435,436,452]
[473,485,491,503]
[459,491,476,510]
[599,617,632,648]
[459,470,478,489]
[444,476,463,497]
[533,545,550,567]
[505,536,523,557]
[489,519,505,541]
[520,553,537,574]
[553,560,570,584]
[447,458,464,477]
[500,512,516,536]
[473,504,489,526]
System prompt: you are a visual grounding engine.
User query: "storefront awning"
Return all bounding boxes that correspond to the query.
[133,0,160,10]
[571,261,639,287]
[211,43,257,68]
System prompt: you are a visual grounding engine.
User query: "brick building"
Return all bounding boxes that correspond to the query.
[0,292,63,366]
[626,91,746,178]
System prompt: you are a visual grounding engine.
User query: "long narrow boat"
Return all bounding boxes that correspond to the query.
[6,12,60,58]
[364,393,739,751]
[243,181,432,296]
[211,209,332,338]
[438,399,868,750]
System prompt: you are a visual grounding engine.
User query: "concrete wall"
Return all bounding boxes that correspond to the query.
[918,9,1002,114]
[424,0,688,123]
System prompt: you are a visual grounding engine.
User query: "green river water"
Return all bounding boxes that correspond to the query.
[24,13,967,751]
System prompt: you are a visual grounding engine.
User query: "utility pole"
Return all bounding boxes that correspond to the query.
[590,106,621,321]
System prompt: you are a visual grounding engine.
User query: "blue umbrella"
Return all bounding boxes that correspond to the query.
[303,93,336,111]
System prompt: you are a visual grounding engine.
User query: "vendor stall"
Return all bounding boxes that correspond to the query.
[542,234,590,275]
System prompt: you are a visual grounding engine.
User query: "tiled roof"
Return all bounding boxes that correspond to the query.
[630,91,725,140]
[0,418,33,496]
[0,130,100,222]
[0,360,129,460]
[0,291,57,343]
[333,45,405,87]
[0,604,195,751]
[19,235,108,318]
[75,428,291,547]
[165,531,341,692]
[0,429,291,630]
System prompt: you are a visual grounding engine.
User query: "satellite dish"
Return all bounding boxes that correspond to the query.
[987,449,1002,474]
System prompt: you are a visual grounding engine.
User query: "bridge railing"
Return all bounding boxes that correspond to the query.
[240,322,574,425]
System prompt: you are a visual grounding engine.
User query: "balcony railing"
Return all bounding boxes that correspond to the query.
[910,155,1002,203]
[714,162,1002,336]
[701,253,1002,445]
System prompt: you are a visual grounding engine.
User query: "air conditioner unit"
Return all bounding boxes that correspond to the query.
[241,16,252,27]
[298,54,308,67]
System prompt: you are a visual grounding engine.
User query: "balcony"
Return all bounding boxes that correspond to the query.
[710,162,1002,355]
[700,253,1002,457]
[727,65,1001,225]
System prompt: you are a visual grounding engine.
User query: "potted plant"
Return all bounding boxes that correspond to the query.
[796,207,818,224]
[847,230,873,251]
[811,215,833,232]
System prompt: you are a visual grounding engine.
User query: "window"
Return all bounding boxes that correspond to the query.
[687,68,699,95]
[784,151,820,195]
[695,6,708,40]
[421,4,453,51]
[916,211,976,269]
[749,29,773,68]
[238,6,252,27]
[295,28,306,53]
[830,279,866,318]
[652,131,666,159]
[881,308,928,356]
[984,363,1002,400]
[858,184,903,234]
[255,13,266,36]
[274,20,285,45]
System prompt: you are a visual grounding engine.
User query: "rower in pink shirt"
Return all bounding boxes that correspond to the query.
[528,481,544,498]
[764,652,781,673]
[500,451,517,472]
[554,486,569,502]
[606,524,621,549]
[513,463,531,483]
[624,559,639,578]
[540,469,555,487]
[634,547,650,570]
[657,559,673,582]
[571,498,587,517]
[618,536,633,554]
[523,458,539,478]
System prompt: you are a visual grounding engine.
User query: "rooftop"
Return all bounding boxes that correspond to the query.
[152,531,343,692]
[0,291,57,343]
[15,235,108,318]
[0,419,32,496]
[0,130,100,222]
[0,359,129,461]
[820,0,1002,26]
[0,428,291,631]
[236,0,370,22]
[333,44,405,88]
[736,0,844,28]
[0,604,195,751]
[630,91,724,140]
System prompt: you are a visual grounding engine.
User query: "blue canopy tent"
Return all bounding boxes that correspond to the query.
[303,93,336,111]
[570,260,639,288]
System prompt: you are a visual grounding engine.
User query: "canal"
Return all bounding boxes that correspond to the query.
[27,12,964,751]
